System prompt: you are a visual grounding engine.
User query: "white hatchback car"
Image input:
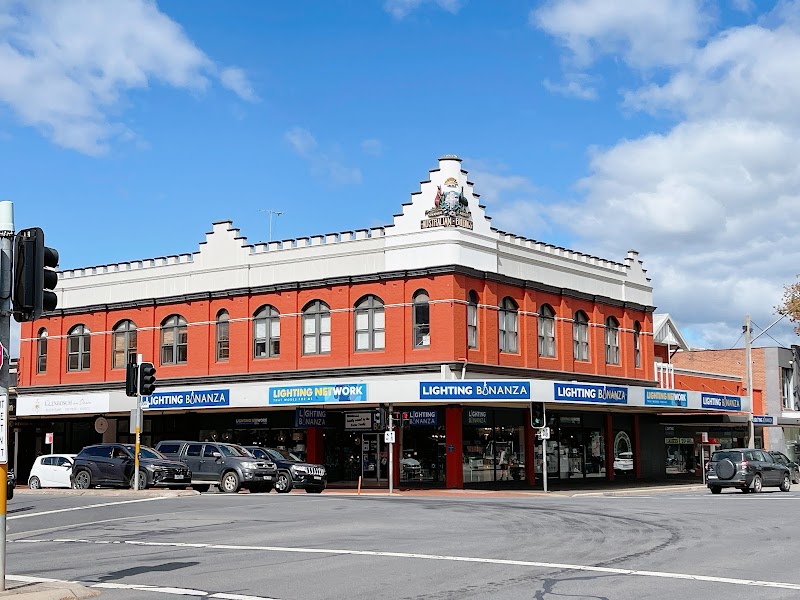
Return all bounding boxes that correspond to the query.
[28,454,76,489]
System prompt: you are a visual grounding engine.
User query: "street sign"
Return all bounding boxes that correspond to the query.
[130,408,141,434]
[753,415,775,426]
[538,427,551,440]
[384,430,396,444]
[45,432,53,445]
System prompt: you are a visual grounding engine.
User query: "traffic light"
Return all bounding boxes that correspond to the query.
[125,362,138,397]
[13,227,59,322]
[530,401,545,429]
[139,362,157,396]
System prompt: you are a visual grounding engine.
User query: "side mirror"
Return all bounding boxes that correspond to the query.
[212,452,222,458]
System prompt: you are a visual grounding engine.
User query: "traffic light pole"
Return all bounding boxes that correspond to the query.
[541,405,547,494]
[134,354,142,491]
[0,201,14,591]
[388,405,393,496]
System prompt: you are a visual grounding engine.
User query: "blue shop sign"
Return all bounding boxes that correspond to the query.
[419,381,530,400]
[554,383,628,404]
[644,389,688,408]
[407,409,438,426]
[701,394,742,411]
[270,383,367,405]
[142,389,230,410]
[753,415,775,425]
[295,408,327,427]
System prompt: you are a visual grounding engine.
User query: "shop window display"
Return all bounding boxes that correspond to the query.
[462,409,525,484]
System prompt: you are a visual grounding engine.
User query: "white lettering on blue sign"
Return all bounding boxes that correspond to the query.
[553,383,628,405]
[141,389,230,410]
[700,394,742,411]
[419,382,530,400]
[270,384,368,405]
[644,389,688,407]
[753,415,775,425]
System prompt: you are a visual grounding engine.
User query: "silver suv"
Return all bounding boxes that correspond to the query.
[706,448,791,494]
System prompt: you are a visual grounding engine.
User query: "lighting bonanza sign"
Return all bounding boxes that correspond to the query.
[700,394,742,411]
[141,389,230,410]
[295,408,327,427]
[644,389,688,408]
[752,415,775,425]
[553,383,628,404]
[419,381,531,400]
[269,383,368,405]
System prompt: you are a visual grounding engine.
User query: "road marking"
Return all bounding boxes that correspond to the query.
[12,538,800,591]
[8,496,176,520]
[7,574,280,599]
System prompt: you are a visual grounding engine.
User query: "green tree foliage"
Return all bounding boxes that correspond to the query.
[778,277,800,334]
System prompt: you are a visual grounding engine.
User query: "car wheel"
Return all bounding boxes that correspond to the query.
[73,470,91,490]
[275,471,293,493]
[192,484,210,493]
[752,474,763,493]
[29,476,42,490]
[780,473,791,492]
[710,486,721,494]
[130,470,149,490]
[305,486,324,494]
[220,471,241,493]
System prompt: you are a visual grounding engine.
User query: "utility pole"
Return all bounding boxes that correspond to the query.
[745,314,754,449]
[0,201,13,591]
[134,354,143,490]
[388,406,393,496]
[259,209,284,242]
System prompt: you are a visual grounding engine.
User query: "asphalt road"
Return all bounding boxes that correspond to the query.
[6,486,800,600]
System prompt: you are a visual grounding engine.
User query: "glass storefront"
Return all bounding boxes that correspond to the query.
[785,427,800,462]
[463,408,526,485]
[400,408,445,485]
[534,412,605,480]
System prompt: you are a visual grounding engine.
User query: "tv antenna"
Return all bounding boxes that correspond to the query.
[259,209,284,242]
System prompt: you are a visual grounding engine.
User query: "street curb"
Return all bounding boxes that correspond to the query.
[1,580,99,599]
[15,488,199,498]
[567,485,708,497]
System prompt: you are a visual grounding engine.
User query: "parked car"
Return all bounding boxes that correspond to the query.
[768,451,800,484]
[7,469,15,500]
[155,440,277,493]
[613,452,634,472]
[706,448,791,494]
[28,454,77,489]
[71,443,191,490]
[242,446,326,493]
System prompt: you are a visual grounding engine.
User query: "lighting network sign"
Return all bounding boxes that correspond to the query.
[269,383,368,405]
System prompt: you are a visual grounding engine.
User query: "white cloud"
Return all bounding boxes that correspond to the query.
[542,73,597,100]
[285,127,362,186]
[384,0,462,20]
[361,138,384,156]
[532,0,707,68]
[0,0,256,155]
[220,67,258,102]
[535,2,800,348]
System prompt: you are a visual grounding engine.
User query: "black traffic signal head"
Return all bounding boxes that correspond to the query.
[125,362,138,397]
[13,227,59,323]
[139,362,157,396]
[531,402,545,428]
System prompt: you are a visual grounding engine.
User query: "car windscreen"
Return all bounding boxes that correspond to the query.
[125,445,165,460]
[711,451,742,462]
[219,444,247,457]
[268,448,303,462]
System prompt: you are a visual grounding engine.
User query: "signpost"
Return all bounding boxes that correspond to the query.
[387,405,394,496]
[45,432,54,454]
[0,201,14,590]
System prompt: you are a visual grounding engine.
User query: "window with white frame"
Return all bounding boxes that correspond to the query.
[605,316,620,365]
[37,328,48,374]
[216,310,230,361]
[538,304,556,357]
[303,300,330,355]
[499,297,519,353]
[573,311,589,361]
[782,367,795,410]
[253,305,280,358]
[67,325,91,371]
[633,321,642,368]
[467,290,478,349]
[413,290,430,348]
[161,315,188,365]
[355,295,385,351]
[112,320,137,369]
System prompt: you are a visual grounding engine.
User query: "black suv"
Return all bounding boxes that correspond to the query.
[243,446,326,493]
[71,443,191,490]
[768,451,800,484]
[155,441,277,493]
[706,448,791,494]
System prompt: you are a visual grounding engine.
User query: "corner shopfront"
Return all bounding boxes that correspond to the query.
[16,379,749,488]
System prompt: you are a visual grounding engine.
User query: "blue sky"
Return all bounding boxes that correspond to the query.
[1,0,799,351]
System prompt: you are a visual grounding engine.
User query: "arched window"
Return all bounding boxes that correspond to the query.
[538,304,556,357]
[37,328,48,374]
[303,300,330,355]
[499,297,518,353]
[67,325,91,371]
[216,310,230,362]
[633,321,642,368]
[355,295,385,352]
[112,320,137,369]
[254,305,280,358]
[573,311,590,361]
[605,316,620,365]
[467,291,478,349]
[161,315,188,365]
[413,290,430,348]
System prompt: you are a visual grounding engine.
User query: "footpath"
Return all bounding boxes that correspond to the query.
[3,479,706,597]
